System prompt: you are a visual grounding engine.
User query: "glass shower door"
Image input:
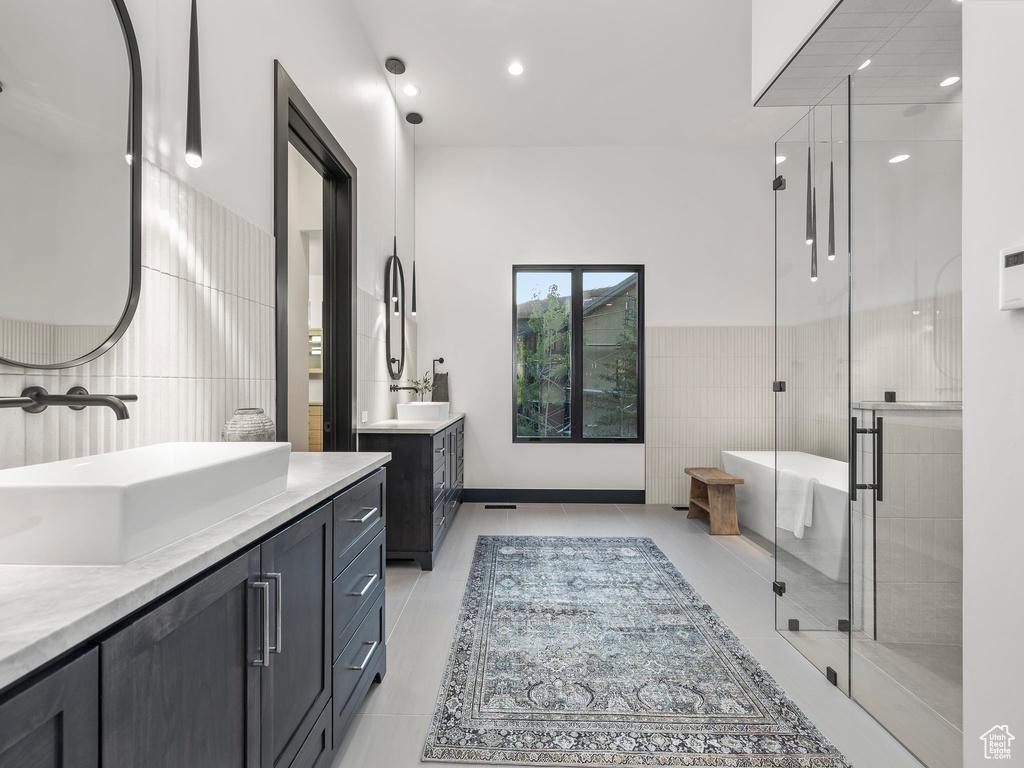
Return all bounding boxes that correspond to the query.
[773,81,851,692]
[847,92,964,768]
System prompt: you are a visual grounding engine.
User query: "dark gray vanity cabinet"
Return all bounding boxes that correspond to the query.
[1,468,387,768]
[100,547,263,768]
[361,417,464,570]
[260,501,332,768]
[0,649,98,768]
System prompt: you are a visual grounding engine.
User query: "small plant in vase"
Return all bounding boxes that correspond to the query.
[409,371,433,402]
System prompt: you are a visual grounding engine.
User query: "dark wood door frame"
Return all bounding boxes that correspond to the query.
[274,61,358,451]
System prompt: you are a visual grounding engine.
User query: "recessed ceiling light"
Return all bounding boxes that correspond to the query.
[508,61,524,76]
[889,154,910,164]
[858,59,871,70]
[776,155,786,164]
[403,83,421,97]
[939,76,960,87]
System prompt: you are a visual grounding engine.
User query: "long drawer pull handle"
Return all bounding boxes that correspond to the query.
[347,507,377,523]
[252,581,270,667]
[346,641,379,671]
[266,572,282,654]
[348,572,379,597]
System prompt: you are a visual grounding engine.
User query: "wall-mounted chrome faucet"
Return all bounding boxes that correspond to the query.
[0,386,138,420]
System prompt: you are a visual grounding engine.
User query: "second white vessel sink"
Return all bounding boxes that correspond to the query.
[0,442,291,565]
[396,401,450,421]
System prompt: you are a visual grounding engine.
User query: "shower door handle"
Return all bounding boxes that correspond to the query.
[851,415,884,503]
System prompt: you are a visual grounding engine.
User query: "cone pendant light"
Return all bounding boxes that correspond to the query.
[805,146,813,245]
[185,0,202,168]
[810,188,818,282]
[407,113,423,316]
[827,161,836,261]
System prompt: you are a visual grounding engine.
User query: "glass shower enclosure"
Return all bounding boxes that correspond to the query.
[773,77,963,768]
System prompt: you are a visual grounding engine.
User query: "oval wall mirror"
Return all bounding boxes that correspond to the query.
[0,0,142,369]
[385,253,406,380]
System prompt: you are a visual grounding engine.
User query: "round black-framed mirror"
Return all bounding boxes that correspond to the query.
[0,0,142,369]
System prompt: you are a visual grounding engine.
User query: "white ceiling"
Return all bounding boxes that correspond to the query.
[351,0,802,147]
[757,0,962,107]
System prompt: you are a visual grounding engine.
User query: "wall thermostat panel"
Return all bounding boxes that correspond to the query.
[999,244,1024,310]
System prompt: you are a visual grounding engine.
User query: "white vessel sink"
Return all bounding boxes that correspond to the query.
[0,442,291,565]
[396,402,450,421]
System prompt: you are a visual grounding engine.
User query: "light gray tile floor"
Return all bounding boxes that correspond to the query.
[334,503,929,768]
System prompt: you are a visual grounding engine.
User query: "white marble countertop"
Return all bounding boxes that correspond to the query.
[0,451,390,693]
[853,401,963,411]
[359,412,465,435]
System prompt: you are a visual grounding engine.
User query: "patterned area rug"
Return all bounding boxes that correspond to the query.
[423,536,851,767]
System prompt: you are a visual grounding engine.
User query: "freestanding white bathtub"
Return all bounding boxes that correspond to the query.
[721,451,849,583]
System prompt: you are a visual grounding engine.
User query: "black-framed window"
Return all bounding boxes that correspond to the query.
[513,265,644,443]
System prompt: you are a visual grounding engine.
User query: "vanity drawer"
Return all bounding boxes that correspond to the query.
[333,469,385,577]
[432,431,447,470]
[290,700,332,768]
[432,464,447,506]
[433,508,448,548]
[333,530,385,661]
[333,591,385,719]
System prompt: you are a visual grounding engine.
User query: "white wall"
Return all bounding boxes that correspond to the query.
[2,0,412,463]
[124,0,412,300]
[751,0,838,103]
[962,3,1024,763]
[415,145,776,491]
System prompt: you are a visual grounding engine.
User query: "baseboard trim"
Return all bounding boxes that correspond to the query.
[463,488,645,504]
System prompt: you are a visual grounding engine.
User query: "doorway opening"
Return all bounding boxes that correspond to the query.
[274,62,357,452]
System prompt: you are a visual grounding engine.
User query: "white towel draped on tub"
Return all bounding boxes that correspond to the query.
[776,469,816,539]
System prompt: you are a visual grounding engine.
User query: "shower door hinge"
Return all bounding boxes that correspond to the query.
[838,619,851,633]
[773,175,786,191]
[826,667,839,686]
[772,581,786,596]
[772,380,786,393]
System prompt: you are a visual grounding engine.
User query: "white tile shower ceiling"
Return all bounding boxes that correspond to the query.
[756,0,962,107]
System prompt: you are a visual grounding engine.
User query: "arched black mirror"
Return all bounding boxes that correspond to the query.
[0,0,142,369]
[384,250,406,380]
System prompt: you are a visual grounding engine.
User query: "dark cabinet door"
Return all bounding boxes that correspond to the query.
[260,501,332,768]
[101,548,262,768]
[0,649,98,768]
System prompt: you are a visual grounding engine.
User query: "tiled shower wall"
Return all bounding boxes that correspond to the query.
[0,161,276,470]
[778,292,963,463]
[0,162,408,470]
[645,294,963,505]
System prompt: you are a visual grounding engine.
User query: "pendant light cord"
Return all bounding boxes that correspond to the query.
[393,71,397,241]
[412,122,416,268]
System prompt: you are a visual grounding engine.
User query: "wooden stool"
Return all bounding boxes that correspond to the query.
[684,467,744,535]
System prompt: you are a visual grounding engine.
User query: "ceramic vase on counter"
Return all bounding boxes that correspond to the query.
[221,407,276,442]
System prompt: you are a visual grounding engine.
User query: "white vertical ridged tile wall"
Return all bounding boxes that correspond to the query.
[0,321,112,367]
[644,295,962,504]
[778,292,963,463]
[0,161,276,469]
[356,287,418,427]
[645,326,775,505]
